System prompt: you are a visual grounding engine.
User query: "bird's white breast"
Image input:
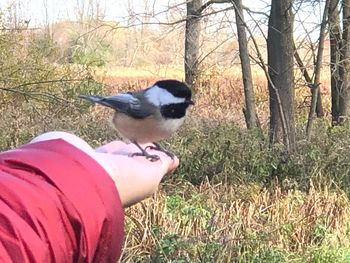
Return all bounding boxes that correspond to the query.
[111,112,185,144]
[159,117,185,134]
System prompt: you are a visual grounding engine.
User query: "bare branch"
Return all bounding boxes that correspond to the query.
[5,79,83,91]
[1,78,85,105]
[198,36,232,65]
[242,5,269,17]
[293,41,313,85]
[199,0,231,13]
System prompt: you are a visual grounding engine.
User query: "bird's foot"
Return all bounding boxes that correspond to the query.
[145,142,175,159]
[131,151,160,162]
[131,141,160,162]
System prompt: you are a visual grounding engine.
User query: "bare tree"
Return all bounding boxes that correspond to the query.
[185,0,203,86]
[233,0,258,129]
[305,0,330,139]
[268,0,295,151]
[184,0,231,87]
[338,0,350,123]
[293,42,324,118]
[329,0,342,124]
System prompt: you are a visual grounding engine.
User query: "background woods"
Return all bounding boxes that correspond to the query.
[3,0,350,261]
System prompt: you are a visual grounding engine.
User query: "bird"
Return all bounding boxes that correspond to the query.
[79,79,194,161]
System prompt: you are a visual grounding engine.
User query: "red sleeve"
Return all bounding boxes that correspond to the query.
[0,139,124,263]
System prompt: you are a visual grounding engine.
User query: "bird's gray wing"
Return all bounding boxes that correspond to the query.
[79,92,155,119]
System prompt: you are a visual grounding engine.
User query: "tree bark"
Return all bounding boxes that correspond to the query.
[329,0,342,124]
[267,0,295,152]
[306,0,330,139]
[339,0,350,123]
[184,0,202,87]
[234,0,257,129]
[293,42,324,117]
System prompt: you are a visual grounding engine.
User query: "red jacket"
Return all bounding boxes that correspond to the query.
[0,139,124,262]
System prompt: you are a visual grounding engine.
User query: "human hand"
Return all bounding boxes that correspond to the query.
[30,132,179,207]
[92,141,178,207]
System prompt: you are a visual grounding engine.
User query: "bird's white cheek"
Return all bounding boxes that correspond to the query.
[146,86,186,106]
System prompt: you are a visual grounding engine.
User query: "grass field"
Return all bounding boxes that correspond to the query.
[93,66,350,262]
[0,12,347,261]
[1,63,349,262]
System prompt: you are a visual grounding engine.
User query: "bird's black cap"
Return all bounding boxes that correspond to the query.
[154,80,192,102]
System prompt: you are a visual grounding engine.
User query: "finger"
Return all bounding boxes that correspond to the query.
[96,141,179,172]
[96,142,157,155]
[133,149,179,173]
[95,141,130,154]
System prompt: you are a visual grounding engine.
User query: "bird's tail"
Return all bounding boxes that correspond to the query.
[79,95,105,103]
[79,95,113,108]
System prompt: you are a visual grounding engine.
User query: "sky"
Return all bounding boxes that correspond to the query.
[2,0,271,27]
[1,0,322,41]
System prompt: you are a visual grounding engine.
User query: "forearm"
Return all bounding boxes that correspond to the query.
[0,139,124,262]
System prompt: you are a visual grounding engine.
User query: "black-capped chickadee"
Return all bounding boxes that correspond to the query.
[80,79,194,161]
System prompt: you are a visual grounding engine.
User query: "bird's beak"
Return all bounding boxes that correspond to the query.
[187,99,195,105]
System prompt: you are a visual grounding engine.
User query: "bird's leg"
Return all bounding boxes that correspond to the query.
[146,142,175,159]
[131,141,160,162]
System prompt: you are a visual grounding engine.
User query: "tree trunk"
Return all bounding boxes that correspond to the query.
[316,89,324,117]
[293,42,324,117]
[339,0,350,123]
[306,0,330,139]
[234,0,257,129]
[184,0,202,87]
[329,0,342,124]
[267,0,295,152]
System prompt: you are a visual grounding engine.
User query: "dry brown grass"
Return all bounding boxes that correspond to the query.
[1,18,348,262]
[89,65,350,262]
[1,61,347,262]
[121,181,350,262]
